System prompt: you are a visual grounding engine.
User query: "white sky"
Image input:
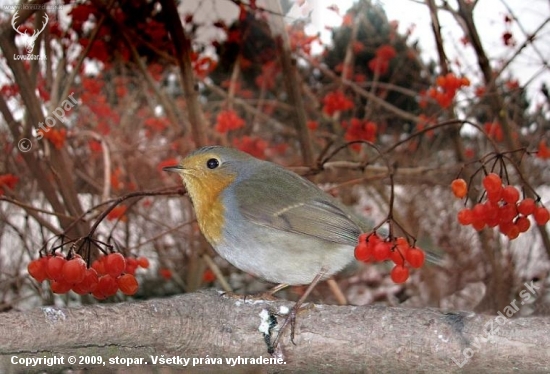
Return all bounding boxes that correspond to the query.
[383,1,550,107]
[295,0,550,110]
[1,0,548,110]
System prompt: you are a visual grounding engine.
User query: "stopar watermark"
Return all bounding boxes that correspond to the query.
[18,93,78,152]
[451,280,540,368]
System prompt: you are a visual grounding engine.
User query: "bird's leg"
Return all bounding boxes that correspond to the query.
[271,267,328,350]
[221,283,289,301]
[244,283,289,301]
[268,283,290,296]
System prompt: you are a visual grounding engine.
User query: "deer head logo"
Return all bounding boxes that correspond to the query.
[11,11,49,54]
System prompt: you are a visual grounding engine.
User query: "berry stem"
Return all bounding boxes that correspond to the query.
[501,153,542,201]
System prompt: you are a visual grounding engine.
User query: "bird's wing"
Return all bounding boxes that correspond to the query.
[232,165,362,246]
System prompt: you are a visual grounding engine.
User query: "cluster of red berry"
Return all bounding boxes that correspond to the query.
[322,90,354,116]
[368,45,397,75]
[215,109,245,133]
[424,73,470,108]
[28,253,149,299]
[354,233,425,283]
[452,173,550,239]
[0,173,19,195]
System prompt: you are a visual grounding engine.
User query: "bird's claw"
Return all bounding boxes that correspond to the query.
[271,302,313,351]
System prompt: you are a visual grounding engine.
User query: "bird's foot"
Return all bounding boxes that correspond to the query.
[220,290,281,302]
[270,302,314,352]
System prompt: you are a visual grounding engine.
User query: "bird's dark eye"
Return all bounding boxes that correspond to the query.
[206,158,219,169]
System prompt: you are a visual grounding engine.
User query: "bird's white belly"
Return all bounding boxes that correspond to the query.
[213,224,355,285]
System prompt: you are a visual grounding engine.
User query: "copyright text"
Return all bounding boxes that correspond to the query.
[10,354,286,367]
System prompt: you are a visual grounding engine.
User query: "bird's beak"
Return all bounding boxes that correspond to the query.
[162,165,184,173]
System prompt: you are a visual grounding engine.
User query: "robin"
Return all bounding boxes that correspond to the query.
[164,145,369,349]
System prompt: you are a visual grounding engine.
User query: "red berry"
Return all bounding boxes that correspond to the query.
[159,268,172,280]
[472,219,485,231]
[137,256,150,268]
[390,248,406,266]
[92,289,107,300]
[373,242,391,261]
[517,198,536,216]
[472,203,488,222]
[50,279,72,294]
[485,213,500,228]
[94,275,119,299]
[355,234,381,262]
[62,257,87,284]
[354,242,372,262]
[367,233,382,247]
[486,201,499,217]
[202,269,216,283]
[471,203,490,230]
[28,257,48,282]
[451,178,468,198]
[499,204,518,223]
[72,268,99,295]
[395,237,409,251]
[457,208,473,225]
[71,283,89,295]
[534,206,550,225]
[515,216,530,233]
[92,256,107,275]
[390,265,409,283]
[499,220,514,235]
[507,225,520,240]
[482,173,502,194]
[487,187,503,204]
[82,268,99,292]
[358,233,369,243]
[502,185,520,204]
[104,253,126,278]
[125,257,138,275]
[46,256,67,281]
[405,248,425,268]
[390,236,411,266]
[117,274,139,295]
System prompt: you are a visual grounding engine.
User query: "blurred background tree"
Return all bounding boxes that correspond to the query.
[0,0,549,319]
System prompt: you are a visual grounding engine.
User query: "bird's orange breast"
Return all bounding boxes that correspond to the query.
[183,171,236,245]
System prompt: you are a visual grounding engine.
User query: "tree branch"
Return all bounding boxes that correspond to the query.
[264,0,314,166]
[0,290,548,372]
[160,0,207,147]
